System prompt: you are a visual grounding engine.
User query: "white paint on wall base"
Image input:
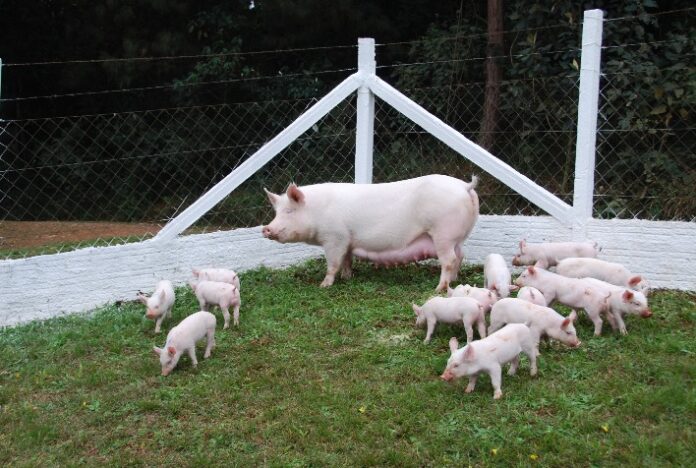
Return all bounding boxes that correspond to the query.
[1,216,694,327]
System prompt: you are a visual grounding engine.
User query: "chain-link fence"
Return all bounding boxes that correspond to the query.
[1,12,693,260]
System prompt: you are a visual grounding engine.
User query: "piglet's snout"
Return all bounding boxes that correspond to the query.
[441,370,454,382]
[641,309,653,318]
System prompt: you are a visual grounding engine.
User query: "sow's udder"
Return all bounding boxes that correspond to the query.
[352,234,451,266]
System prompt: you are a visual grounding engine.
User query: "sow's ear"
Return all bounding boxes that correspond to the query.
[286,183,305,204]
[263,187,280,207]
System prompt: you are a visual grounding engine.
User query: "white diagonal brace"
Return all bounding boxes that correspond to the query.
[366,75,574,226]
[155,73,363,241]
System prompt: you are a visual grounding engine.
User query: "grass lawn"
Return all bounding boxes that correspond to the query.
[1,259,694,466]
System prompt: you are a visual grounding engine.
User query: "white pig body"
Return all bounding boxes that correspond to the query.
[582,278,652,335]
[262,175,479,291]
[512,240,599,269]
[192,268,241,291]
[489,298,580,348]
[137,280,175,333]
[484,253,518,298]
[440,324,538,399]
[514,266,609,336]
[412,296,486,344]
[153,311,216,376]
[516,286,547,306]
[190,280,241,329]
[447,284,499,313]
[555,258,649,295]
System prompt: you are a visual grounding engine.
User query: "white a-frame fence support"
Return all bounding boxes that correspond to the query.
[155,34,582,241]
[572,9,604,239]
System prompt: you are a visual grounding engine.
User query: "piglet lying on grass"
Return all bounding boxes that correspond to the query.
[484,253,518,298]
[153,311,216,376]
[441,324,538,399]
[137,280,175,333]
[192,268,241,291]
[190,280,241,329]
[412,297,486,344]
[489,298,580,348]
[447,284,499,314]
[512,240,599,269]
[555,258,649,295]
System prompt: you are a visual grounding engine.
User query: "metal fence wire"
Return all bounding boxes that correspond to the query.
[1,16,694,260]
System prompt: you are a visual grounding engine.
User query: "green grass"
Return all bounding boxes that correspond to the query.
[1,260,694,466]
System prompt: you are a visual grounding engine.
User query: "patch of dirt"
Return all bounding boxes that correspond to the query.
[0,221,161,250]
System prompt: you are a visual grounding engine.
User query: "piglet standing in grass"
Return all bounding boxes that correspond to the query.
[136,280,175,333]
[583,278,652,335]
[516,286,547,306]
[441,324,538,400]
[412,296,486,344]
[555,258,649,295]
[192,268,241,292]
[484,253,518,298]
[512,240,599,269]
[489,298,580,348]
[190,280,241,329]
[447,284,499,314]
[153,311,216,376]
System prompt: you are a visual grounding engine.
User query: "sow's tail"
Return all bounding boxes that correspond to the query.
[467,175,479,192]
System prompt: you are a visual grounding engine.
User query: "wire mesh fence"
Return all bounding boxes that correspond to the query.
[1,12,694,260]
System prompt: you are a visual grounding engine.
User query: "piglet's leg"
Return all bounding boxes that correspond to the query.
[465,375,478,393]
[188,348,198,368]
[154,315,164,334]
[233,302,240,327]
[489,364,503,399]
[204,329,215,359]
[221,306,231,329]
[508,356,520,376]
[424,318,437,344]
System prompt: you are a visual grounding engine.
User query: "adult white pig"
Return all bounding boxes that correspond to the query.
[262,175,479,291]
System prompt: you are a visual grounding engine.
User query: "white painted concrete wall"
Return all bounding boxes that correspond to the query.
[2,216,693,327]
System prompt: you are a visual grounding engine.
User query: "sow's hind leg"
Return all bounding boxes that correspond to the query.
[433,235,462,292]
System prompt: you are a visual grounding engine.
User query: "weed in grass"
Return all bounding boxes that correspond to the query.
[0,259,694,465]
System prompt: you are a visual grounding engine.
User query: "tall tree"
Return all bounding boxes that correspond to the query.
[479,0,504,150]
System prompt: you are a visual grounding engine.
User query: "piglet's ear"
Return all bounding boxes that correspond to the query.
[519,239,526,252]
[463,345,476,361]
[561,317,571,330]
[153,347,162,356]
[628,276,642,286]
[136,294,148,305]
[446,287,454,297]
[490,283,498,291]
[286,184,305,204]
[527,266,536,275]
[622,290,634,302]
[263,187,280,206]
[167,346,176,356]
[412,304,422,316]
[449,337,459,354]
[509,284,519,292]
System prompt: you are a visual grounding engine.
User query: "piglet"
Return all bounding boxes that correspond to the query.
[512,240,599,269]
[153,311,216,376]
[412,297,486,344]
[583,278,652,335]
[555,258,649,295]
[516,286,547,306]
[137,280,175,333]
[514,266,609,336]
[489,298,580,348]
[484,253,518,298]
[189,280,241,329]
[192,268,241,292]
[441,324,538,399]
[447,284,499,313]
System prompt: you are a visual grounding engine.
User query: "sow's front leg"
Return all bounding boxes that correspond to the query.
[320,239,351,287]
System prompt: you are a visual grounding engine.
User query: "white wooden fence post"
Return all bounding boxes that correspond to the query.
[572,9,604,240]
[355,38,375,184]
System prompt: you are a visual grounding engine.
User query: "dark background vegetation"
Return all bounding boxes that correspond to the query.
[1,0,694,228]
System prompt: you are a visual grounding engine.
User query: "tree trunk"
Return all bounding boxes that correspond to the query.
[479,0,504,151]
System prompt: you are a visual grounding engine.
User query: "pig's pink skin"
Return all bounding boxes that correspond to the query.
[153,311,216,376]
[582,278,651,335]
[447,284,498,314]
[516,286,547,306]
[192,268,241,291]
[555,258,649,295]
[489,298,581,348]
[262,175,479,291]
[137,280,175,334]
[413,296,486,344]
[441,324,538,399]
[511,240,599,269]
[484,254,519,298]
[190,280,241,329]
[514,266,610,336]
